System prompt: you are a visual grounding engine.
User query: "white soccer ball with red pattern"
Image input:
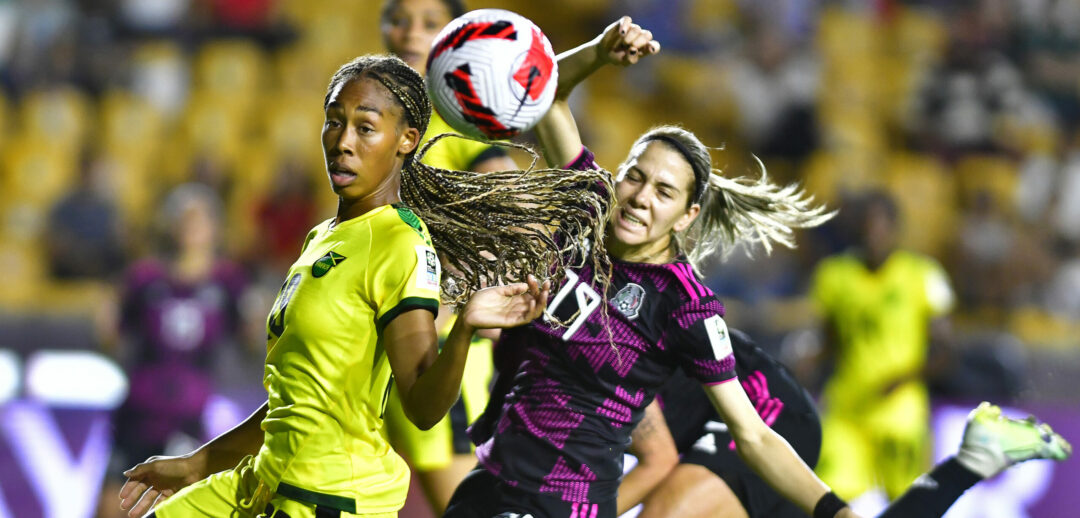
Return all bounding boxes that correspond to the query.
[425,9,558,140]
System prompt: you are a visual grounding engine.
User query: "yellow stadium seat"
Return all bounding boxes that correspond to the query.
[954,155,1019,214]
[884,152,957,256]
[17,86,93,154]
[2,136,78,209]
[1008,306,1077,350]
[888,6,947,64]
[817,6,882,59]
[258,91,324,165]
[194,40,267,97]
[95,151,155,222]
[178,91,250,173]
[801,149,886,205]
[274,44,332,95]
[97,88,165,160]
[0,238,46,309]
[581,93,652,168]
[0,91,11,149]
[684,0,737,34]
[818,105,887,155]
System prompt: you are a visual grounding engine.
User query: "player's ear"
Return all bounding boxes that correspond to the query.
[673,203,701,233]
[399,127,421,156]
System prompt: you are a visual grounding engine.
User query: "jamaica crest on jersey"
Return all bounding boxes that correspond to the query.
[311,251,346,278]
[612,282,646,320]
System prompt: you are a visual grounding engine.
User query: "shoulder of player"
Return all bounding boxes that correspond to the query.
[663,259,718,306]
[122,258,168,292]
[370,204,435,250]
[890,249,946,275]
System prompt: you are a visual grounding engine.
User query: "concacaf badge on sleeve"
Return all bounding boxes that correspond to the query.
[704,314,733,360]
[415,245,441,291]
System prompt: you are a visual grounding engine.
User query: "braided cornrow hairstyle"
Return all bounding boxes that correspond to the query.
[626,126,835,274]
[325,55,615,307]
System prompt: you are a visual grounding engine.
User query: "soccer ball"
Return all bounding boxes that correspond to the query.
[425,9,558,140]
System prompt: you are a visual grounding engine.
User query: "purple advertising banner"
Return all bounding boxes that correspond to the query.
[0,400,1076,518]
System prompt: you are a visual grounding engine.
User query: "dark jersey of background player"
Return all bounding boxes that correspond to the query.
[654,328,820,518]
[464,148,737,510]
[112,186,249,470]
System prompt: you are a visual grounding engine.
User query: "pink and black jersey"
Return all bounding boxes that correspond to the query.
[470,149,737,504]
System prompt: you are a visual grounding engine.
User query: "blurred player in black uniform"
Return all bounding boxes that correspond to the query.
[618,328,1072,518]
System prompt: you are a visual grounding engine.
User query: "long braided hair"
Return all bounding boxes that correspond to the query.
[622,126,834,273]
[325,55,614,307]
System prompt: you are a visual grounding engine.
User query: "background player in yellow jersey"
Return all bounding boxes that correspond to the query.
[377,0,520,512]
[116,55,553,518]
[810,190,955,504]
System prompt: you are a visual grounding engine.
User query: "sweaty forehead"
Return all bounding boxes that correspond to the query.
[327,76,405,120]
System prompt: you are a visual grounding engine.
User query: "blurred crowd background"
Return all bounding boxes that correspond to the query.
[1,0,1079,517]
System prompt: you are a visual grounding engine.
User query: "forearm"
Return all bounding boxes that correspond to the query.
[735,427,830,515]
[534,100,583,168]
[616,461,670,515]
[533,37,603,167]
[191,401,268,476]
[554,38,605,100]
[618,400,678,514]
[401,316,474,429]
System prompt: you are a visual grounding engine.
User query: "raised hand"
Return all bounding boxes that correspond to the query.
[119,454,205,517]
[597,16,661,66]
[462,274,551,329]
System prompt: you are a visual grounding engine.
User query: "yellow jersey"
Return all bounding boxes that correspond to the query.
[420,109,503,171]
[810,249,953,410]
[254,203,441,514]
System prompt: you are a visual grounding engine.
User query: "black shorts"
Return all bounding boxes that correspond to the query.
[679,419,822,518]
[444,468,616,518]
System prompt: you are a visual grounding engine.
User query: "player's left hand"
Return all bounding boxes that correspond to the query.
[463,274,550,329]
[597,16,661,66]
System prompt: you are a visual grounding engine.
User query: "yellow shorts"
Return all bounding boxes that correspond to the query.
[815,381,931,500]
[153,457,396,518]
[383,339,493,471]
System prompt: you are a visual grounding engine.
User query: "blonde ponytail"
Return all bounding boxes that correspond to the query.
[680,153,834,271]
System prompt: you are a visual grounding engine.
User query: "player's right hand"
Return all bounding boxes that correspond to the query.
[597,16,661,66]
[119,454,204,517]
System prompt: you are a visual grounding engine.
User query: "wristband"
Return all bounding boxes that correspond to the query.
[813,491,848,518]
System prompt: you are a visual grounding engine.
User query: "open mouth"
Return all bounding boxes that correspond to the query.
[329,166,357,186]
[619,209,646,229]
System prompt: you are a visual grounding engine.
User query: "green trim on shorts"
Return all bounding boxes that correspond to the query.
[275,482,357,514]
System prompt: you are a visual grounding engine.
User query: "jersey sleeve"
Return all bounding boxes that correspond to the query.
[663,297,737,385]
[369,224,442,331]
[921,257,954,317]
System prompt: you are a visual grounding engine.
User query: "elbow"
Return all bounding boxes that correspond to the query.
[731,426,770,457]
[404,409,439,431]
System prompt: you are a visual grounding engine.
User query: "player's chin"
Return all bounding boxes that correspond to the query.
[610,225,647,247]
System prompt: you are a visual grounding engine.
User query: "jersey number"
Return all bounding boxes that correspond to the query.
[268,273,301,338]
[544,270,602,341]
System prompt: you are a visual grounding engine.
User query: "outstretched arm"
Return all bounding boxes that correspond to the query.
[617,399,679,514]
[119,401,268,517]
[386,276,549,430]
[705,381,861,518]
[534,16,661,167]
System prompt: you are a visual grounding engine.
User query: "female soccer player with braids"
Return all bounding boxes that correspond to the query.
[378,0,521,512]
[117,54,615,518]
[445,17,860,518]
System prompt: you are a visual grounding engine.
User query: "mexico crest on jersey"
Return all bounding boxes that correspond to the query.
[613,282,646,320]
